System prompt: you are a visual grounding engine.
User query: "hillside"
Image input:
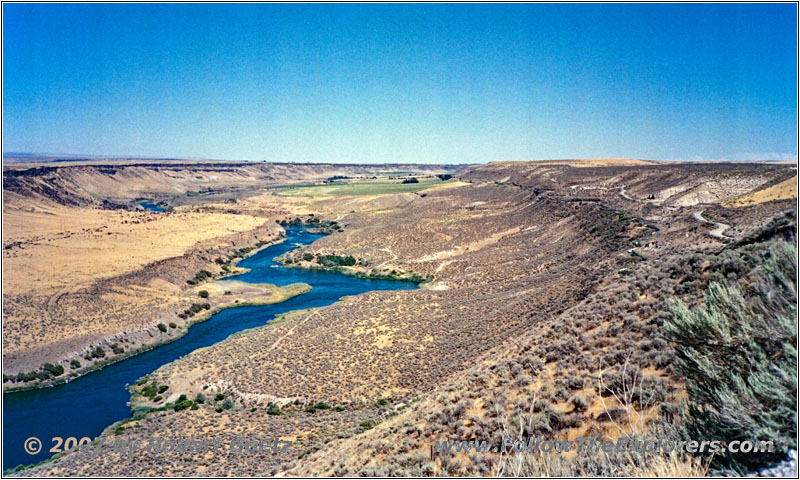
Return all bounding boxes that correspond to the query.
[8,159,796,476]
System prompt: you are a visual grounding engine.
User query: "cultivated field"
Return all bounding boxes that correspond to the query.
[271,176,463,197]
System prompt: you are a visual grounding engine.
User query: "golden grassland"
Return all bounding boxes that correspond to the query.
[726,175,798,207]
[2,203,268,294]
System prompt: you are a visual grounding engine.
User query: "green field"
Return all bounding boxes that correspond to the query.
[272,177,447,197]
[377,171,418,175]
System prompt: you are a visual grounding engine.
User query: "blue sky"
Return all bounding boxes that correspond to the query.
[2,3,797,163]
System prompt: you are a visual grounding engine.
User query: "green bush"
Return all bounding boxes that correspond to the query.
[174,394,193,411]
[169,322,177,329]
[157,323,167,333]
[666,241,797,474]
[267,403,283,415]
[111,344,124,355]
[114,426,125,435]
[89,346,105,359]
[15,371,38,382]
[214,393,225,401]
[222,399,234,410]
[189,303,211,313]
[158,385,169,394]
[42,363,64,377]
[70,360,81,369]
[359,421,374,431]
[195,393,206,404]
[141,385,158,398]
[320,254,356,267]
[198,290,209,298]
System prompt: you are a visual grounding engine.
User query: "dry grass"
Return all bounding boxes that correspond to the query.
[727,175,798,206]
[2,203,267,294]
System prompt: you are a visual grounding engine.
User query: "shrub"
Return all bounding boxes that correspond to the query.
[141,385,158,398]
[198,290,209,298]
[437,174,453,181]
[42,363,64,377]
[157,323,167,333]
[189,303,211,313]
[111,344,124,355]
[570,395,589,413]
[666,241,797,474]
[114,426,125,435]
[89,347,106,359]
[222,399,234,410]
[267,403,283,415]
[215,406,223,413]
[195,393,206,404]
[359,421,374,431]
[321,254,357,267]
[303,253,315,262]
[402,177,419,184]
[70,360,81,369]
[15,371,38,382]
[174,395,193,412]
[168,322,177,329]
[214,393,225,401]
[158,385,169,394]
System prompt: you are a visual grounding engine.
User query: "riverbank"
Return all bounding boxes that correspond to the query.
[2,280,309,394]
[277,256,431,284]
[2,225,420,472]
[2,232,290,393]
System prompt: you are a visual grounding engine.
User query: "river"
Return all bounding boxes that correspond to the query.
[2,226,418,470]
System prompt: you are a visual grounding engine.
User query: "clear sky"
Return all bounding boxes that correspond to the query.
[2,3,797,163]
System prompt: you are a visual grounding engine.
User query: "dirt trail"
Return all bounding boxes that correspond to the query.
[377,247,399,268]
[692,210,732,240]
[619,185,636,201]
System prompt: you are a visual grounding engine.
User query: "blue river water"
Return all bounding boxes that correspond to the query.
[2,226,418,470]
[139,201,165,212]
